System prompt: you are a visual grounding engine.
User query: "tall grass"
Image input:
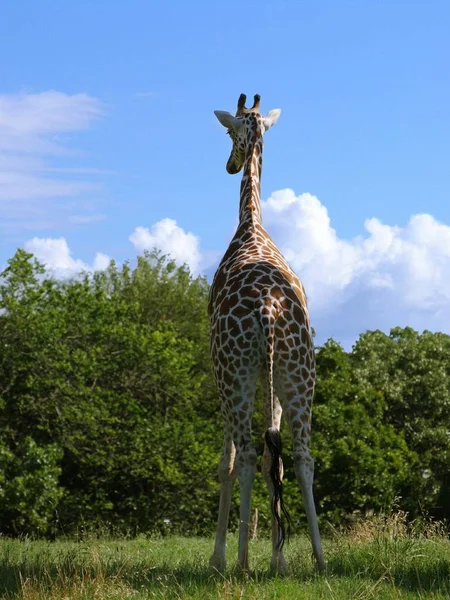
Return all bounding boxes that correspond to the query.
[0,513,448,599]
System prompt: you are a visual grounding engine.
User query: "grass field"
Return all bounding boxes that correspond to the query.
[0,515,449,599]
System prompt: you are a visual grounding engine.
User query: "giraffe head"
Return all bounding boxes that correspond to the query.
[214,94,281,174]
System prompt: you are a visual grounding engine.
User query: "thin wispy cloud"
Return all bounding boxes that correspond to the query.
[68,214,107,224]
[44,167,117,176]
[0,91,104,141]
[0,172,101,201]
[0,90,107,231]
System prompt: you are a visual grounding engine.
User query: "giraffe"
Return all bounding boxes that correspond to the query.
[208,93,325,574]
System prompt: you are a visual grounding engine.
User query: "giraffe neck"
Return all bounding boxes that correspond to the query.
[239,121,263,225]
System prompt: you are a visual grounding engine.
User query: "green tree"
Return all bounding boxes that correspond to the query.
[352,327,450,518]
[0,249,220,535]
[1,248,448,536]
[0,436,63,535]
[311,339,415,524]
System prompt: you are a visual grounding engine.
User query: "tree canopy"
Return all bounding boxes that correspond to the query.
[0,249,448,536]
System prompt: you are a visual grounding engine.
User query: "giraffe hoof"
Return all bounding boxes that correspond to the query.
[315,558,327,574]
[270,555,290,576]
[209,554,226,573]
[234,561,251,577]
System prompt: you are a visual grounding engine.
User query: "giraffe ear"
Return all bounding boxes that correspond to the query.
[263,109,281,131]
[214,111,243,131]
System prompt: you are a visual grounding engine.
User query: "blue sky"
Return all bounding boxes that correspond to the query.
[1,0,449,345]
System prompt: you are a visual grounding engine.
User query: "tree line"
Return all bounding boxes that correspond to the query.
[0,249,449,537]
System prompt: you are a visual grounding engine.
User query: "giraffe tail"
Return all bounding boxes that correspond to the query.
[265,427,291,550]
[258,304,291,550]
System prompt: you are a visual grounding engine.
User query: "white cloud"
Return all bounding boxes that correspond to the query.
[18,188,450,346]
[262,189,450,344]
[93,252,111,271]
[126,193,450,343]
[0,90,106,229]
[24,237,110,276]
[129,218,202,274]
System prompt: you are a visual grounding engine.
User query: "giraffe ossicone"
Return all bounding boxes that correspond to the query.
[208,93,325,574]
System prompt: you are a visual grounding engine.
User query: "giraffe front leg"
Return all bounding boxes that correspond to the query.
[209,432,236,573]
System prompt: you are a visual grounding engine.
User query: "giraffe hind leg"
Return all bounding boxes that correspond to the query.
[293,449,326,572]
[276,367,325,573]
[225,381,259,572]
[209,375,258,573]
[210,322,261,573]
[209,430,236,572]
[234,422,257,573]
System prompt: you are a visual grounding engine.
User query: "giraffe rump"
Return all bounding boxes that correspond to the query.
[264,426,291,550]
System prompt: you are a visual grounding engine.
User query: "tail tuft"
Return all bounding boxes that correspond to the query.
[265,426,291,550]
